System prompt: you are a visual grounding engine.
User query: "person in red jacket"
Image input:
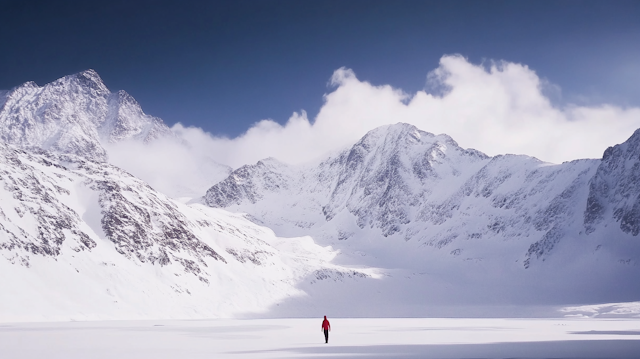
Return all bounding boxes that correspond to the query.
[321,316,331,343]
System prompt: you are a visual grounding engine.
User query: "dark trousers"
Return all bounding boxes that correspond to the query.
[324,329,329,343]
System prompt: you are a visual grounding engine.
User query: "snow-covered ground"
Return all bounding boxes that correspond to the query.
[1,318,639,358]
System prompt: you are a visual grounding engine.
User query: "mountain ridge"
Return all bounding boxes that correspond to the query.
[202,123,640,314]
[204,122,639,271]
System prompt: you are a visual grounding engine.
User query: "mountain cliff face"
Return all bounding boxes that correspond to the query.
[0,70,171,162]
[585,128,640,236]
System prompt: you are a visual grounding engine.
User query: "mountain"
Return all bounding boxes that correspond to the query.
[204,123,640,314]
[0,70,232,198]
[3,68,640,319]
[204,123,597,264]
[585,128,640,236]
[0,140,372,321]
[0,69,171,162]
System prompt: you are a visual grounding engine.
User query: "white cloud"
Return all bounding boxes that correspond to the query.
[190,55,640,168]
[104,135,231,199]
[107,55,640,197]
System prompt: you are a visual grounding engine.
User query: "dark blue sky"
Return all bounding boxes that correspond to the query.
[1,0,639,137]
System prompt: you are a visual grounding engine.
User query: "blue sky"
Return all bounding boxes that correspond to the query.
[1,0,640,138]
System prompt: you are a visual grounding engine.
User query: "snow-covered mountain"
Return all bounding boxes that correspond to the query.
[0,141,373,321]
[0,70,170,162]
[204,123,594,263]
[585,128,640,236]
[204,123,640,313]
[0,70,232,198]
[3,69,640,320]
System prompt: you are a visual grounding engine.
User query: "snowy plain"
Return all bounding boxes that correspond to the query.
[1,318,640,359]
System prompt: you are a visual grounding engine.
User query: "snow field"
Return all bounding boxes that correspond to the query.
[1,318,639,359]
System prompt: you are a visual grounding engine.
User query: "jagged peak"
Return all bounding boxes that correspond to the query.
[358,122,473,148]
[7,69,107,94]
[48,69,109,94]
[354,123,420,149]
[362,122,428,138]
[355,122,482,157]
[0,68,172,161]
[601,127,640,162]
[69,69,102,82]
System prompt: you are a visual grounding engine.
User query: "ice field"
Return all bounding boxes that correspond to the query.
[1,317,640,359]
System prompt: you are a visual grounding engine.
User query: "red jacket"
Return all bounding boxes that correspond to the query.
[322,318,330,330]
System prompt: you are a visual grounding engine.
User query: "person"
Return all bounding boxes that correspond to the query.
[321,315,331,343]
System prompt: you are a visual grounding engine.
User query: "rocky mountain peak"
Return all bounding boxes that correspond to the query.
[319,123,490,232]
[61,69,108,92]
[353,123,486,165]
[37,69,112,104]
[205,122,493,237]
[0,70,171,161]
[355,123,432,151]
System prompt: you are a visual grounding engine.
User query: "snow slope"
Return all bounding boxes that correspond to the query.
[0,141,375,321]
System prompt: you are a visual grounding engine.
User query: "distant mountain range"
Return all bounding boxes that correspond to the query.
[1,70,639,320]
[205,121,640,267]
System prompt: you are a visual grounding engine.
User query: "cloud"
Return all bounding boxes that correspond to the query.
[104,135,231,199]
[107,55,640,197]
[189,55,640,168]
